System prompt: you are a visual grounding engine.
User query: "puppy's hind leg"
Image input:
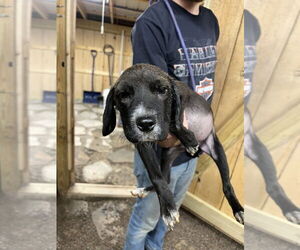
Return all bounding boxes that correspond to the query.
[245,131,300,224]
[200,132,244,224]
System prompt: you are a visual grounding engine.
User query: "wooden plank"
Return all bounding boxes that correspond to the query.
[256,103,300,150]
[183,192,244,244]
[214,16,244,129]
[0,0,22,192]
[246,0,300,119]
[77,0,87,20]
[67,183,136,199]
[32,18,56,29]
[208,0,244,115]
[18,183,56,199]
[76,18,132,36]
[56,0,76,195]
[32,0,49,19]
[245,205,300,246]
[109,0,114,24]
[251,9,300,131]
[15,0,32,178]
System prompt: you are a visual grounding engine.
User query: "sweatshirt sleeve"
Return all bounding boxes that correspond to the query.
[131,17,168,73]
[209,9,220,42]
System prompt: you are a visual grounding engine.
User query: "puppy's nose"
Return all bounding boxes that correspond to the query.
[136,117,156,132]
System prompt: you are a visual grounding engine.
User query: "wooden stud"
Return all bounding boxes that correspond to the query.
[183,192,244,244]
[56,0,76,195]
[245,205,300,246]
[67,183,136,199]
[32,0,48,20]
[15,0,32,184]
[76,19,132,36]
[109,0,114,24]
[208,0,244,115]
[0,0,22,192]
[18,183,56,199]
[77,0,87,20]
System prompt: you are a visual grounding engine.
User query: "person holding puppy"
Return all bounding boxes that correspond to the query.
[124,0,219,249]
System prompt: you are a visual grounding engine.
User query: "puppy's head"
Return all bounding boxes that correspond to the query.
[102,64,179,143]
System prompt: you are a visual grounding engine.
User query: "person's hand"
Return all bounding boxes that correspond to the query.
[158,111,188,148]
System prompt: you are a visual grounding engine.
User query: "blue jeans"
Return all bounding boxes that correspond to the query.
[124,151,197,250]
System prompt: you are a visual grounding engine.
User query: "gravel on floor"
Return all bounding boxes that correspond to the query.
[57,198,242,250]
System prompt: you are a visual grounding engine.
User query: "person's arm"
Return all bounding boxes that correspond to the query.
[131,17,168,72]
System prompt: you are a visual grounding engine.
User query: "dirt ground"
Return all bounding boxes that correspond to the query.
[57,198,242,250]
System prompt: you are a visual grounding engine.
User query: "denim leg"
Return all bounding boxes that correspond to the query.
[145,158,198,250]
[124,152,161,250]
[124,151,198,250]
[173,158,197,208]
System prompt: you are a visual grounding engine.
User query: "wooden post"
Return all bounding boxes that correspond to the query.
[56,0,76,196]
[0,0,22,192]
[15,0,32,183]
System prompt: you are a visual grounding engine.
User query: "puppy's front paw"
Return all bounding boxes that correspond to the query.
[186,144,199,156]
[130,187,149,198]
[162,209,180,231]
[234,211,244,225]
[285,210,300,224]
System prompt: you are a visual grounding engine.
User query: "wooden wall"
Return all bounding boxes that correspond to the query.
[245,0,300,219]
[30,20,56,100]
[0,0,32,192]
[188,0,244,219]
[29,19,133,101]
[74,20,133,100]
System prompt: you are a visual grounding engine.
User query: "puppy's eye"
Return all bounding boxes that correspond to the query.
[152,86,168,95]
[158,87,168,95]
[118,91,131,99]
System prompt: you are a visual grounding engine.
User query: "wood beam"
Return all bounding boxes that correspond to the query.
[109,0,114,24]
[0,0,22,193]
[32,0,48,19]
[56,0,76,196]
[18,183,56,199]
[67,183,136,199]
[76,18,132,36]
[77,0,87,19]
[15,0,32,183]
[183,192,244,244]
[246,205,300,246]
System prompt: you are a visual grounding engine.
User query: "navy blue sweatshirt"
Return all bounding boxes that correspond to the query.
[132,0,219,166]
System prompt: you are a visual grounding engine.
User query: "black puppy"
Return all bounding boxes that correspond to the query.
[102,64,244,229]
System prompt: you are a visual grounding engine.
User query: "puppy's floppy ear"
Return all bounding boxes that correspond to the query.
[170,79,181,124]
[102,87,116,136]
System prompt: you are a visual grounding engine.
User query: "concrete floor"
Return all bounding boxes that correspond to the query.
[244,225,300,250]
[1,197,299,249]
[57,198,242,250]
[0,197,56,250]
